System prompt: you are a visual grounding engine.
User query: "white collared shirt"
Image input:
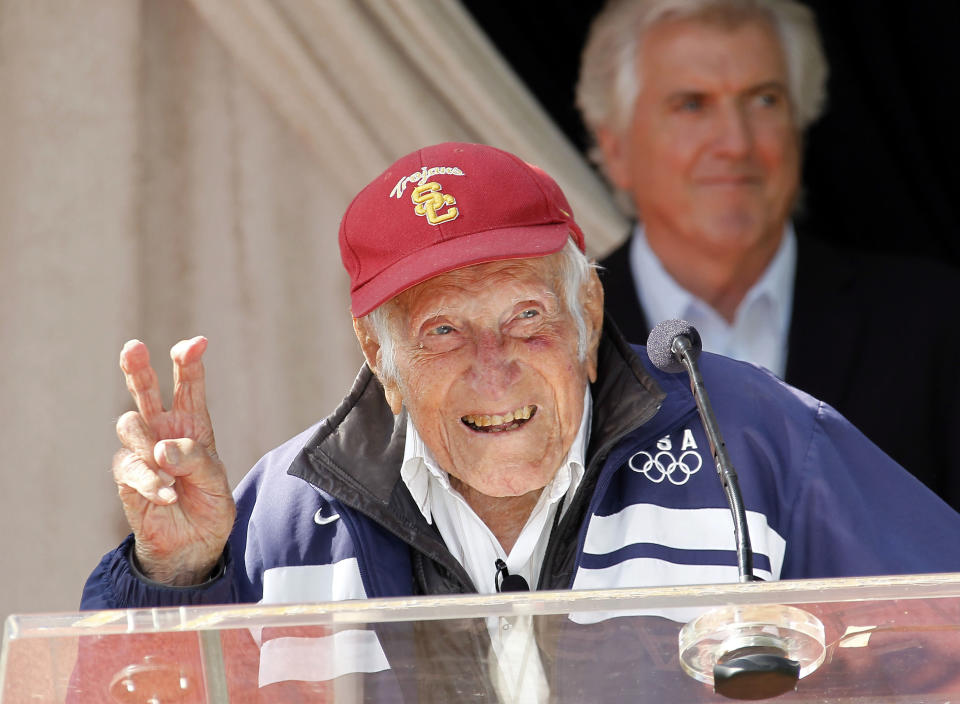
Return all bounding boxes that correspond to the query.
[630,224,797,378]
[400,388,591,595]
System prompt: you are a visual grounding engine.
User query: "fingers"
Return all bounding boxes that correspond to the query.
[116,410,158,459]
[154,437,230,503]
[153,437,215,479]
[114,435,221,506]
[171,336,212,427]
[115,336,219,508]
[113,448,177,505]
[120,340,166,425]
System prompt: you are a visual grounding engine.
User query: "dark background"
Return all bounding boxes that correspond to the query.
[462,0,960,267]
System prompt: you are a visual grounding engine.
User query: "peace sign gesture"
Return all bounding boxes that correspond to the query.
[113,337,235,586]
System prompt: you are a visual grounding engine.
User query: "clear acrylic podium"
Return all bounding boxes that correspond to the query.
[4,572,960,702]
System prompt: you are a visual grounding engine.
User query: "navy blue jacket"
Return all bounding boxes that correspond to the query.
[81,322,960,611]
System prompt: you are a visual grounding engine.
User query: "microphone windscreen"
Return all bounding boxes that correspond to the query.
[646,319,702,373]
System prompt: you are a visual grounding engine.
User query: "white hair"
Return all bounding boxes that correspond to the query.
[363,238,595,383]
[576,0,829,169]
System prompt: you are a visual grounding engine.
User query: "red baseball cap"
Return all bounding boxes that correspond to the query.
[339,142,585,317]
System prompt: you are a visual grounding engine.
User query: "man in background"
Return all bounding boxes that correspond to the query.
[576,0,960,507]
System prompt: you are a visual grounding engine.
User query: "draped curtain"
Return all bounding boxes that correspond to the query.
[0,0,625,617]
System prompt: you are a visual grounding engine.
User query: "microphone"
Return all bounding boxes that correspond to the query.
[494,559,529,592]
[646,319,755,583]
[648,320,808,700]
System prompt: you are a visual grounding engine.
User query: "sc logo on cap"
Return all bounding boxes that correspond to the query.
[411,182,459,225]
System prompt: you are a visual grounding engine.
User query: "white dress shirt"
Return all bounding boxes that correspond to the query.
[629,224,797,378]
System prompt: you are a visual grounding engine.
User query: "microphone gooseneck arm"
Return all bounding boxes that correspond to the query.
[651,321,807,698]
[671,334,756,583]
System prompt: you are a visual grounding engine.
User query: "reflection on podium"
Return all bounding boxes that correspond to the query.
[4,572,960,702]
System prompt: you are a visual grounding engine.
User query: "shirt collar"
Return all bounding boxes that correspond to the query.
[741,224,796,332]
[401,387,592,522]
[629,222,796,338]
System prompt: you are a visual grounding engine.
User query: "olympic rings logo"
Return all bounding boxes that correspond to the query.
[628,449,703,485]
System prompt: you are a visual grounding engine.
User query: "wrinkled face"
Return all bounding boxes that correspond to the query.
[373,255,600,498]
[600,18,800,256]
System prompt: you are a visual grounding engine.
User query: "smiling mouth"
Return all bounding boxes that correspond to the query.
[461,405,537,433]
[698,176,761,186]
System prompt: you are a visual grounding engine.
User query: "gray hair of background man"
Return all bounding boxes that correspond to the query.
[363,238,597,383]
[576,0,829,170]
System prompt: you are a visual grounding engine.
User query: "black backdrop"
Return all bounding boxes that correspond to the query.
[462,0,960,266]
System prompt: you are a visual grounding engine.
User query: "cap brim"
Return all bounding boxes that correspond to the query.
[350,222,572,317]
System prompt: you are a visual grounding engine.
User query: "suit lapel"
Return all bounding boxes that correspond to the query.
[599,236,651,346]
[785,234,864,408]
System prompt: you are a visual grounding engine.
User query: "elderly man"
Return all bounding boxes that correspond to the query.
[83,141,960,614]
[79,141,960,697]
[577,0,960,507]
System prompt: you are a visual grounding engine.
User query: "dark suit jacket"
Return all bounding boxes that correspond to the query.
[600,230,960,511]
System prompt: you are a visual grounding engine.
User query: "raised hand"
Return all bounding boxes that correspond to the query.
[113,337,236,586]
